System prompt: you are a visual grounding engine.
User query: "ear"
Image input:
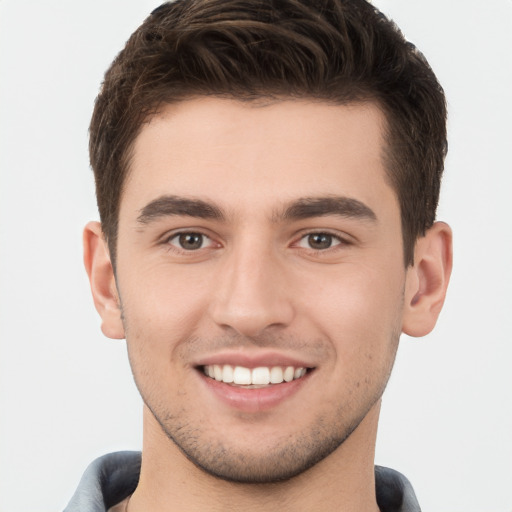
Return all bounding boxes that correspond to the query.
[83,221,125,339]
[402,221,453,337]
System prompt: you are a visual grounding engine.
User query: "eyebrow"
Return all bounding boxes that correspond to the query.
[136,194,376,225]
[137,195,225,224]
[278,196,377,222]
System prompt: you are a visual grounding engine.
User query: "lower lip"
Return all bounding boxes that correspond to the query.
[199,371,312,413]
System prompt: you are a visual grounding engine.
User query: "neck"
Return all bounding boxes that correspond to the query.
[128,402,381,512]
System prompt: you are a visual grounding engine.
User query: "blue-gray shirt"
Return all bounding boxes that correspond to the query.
[64,451,421,512]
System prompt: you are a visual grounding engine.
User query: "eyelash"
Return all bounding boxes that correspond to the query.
[162,229,350,254]
[294,230,349,253]
[164,231,216,252]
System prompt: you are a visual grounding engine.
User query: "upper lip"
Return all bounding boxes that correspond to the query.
[194,351,316,369]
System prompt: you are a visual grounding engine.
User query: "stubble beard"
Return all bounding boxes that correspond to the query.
[125,308,403,485]
[139,368,393,485]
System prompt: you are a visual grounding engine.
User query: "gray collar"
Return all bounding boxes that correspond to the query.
[64,451,421,512]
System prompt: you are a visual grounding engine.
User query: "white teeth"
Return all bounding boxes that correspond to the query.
[233,366,252,385]
[222,364,234,383]
[213,365,223,381]
[283,366,294,382]
[269,366,283,384]
[251,367,270,385]
[202,364,309,385]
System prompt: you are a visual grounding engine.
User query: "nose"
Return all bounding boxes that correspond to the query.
[209,244,295,338]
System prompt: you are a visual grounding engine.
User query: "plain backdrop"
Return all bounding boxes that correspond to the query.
[1,1,511,511]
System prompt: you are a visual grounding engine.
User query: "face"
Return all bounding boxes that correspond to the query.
[115,98,409,482]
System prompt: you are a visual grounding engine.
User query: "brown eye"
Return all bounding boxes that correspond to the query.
[296,232,343,251]
[169,232,211,251]
[179,233,203,250]
[307,233,334,250]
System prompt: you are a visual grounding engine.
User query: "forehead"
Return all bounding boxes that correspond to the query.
[122,97,396,220]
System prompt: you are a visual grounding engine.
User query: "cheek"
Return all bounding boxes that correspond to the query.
[118,262,214,365]
[296,262,405,361]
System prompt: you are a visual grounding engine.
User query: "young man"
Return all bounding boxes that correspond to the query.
[66,0,452,510]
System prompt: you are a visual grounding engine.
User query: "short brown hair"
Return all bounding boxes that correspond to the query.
[90,0,447,266]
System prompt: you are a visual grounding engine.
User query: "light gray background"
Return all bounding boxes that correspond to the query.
[1,1,511,511]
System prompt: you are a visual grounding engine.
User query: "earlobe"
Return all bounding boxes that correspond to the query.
[402,222,453,337]
[83,221,125,340]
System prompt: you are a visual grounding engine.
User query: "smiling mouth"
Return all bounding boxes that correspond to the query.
[201,365,313,387]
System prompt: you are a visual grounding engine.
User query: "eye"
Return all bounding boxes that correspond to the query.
[167,232,214,251]
[297,232,342,250]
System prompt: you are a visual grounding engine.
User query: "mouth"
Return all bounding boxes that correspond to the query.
[195,354,316,412]
[200,364,312,388]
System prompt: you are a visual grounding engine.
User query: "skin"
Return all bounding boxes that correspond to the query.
[84,98,452,512]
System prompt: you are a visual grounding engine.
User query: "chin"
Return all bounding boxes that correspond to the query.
[152,404,365,484]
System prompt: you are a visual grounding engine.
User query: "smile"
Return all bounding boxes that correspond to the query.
[202,365,309,386]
